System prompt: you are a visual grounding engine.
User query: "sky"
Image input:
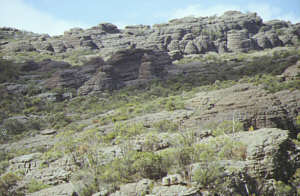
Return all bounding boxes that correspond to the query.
[0,0,299,35]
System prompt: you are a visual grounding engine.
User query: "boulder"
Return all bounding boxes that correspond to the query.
[10,153,42,164]
[282,61,300,80]
[40,129,57,135]
[162,174,185,186]
[184,41,198,54]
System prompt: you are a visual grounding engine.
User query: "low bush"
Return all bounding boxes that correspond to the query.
[192,162,223,187]
[0,161,9,175]
[0,59,19,83]
[211,120,244,136]
[0,172,21,196]
[27,179,50,193]
[153,120,179,132]
[48,112,72,130]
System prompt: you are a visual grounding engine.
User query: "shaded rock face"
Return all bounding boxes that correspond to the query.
[1,11,299,56]
[45,64,101,89]
[39,48,171,94]
[237,128,299,181]
[185,84,300,132]
[78,48,172,95]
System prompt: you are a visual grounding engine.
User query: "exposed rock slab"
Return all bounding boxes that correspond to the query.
[185,83,300,131]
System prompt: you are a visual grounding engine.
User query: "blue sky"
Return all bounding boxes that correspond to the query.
[0,0,299,35]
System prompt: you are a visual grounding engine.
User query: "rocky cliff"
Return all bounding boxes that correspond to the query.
[1,11,300,60]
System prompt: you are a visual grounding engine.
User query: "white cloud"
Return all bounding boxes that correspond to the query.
[168,3,300,24]
[0,0,89,35]
[113,22,128,29]
[246,3,300,23]
[170,4,241,19]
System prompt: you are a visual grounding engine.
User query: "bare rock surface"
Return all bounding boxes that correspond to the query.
[185,83,300,131]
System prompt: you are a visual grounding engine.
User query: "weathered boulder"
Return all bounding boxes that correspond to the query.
[110,179,154,196]
[227,30,252,52]
[162,174,185,186]
[282,60,300,80]
[10,153,42,164]
[40,129,57,135]
[184,41,198,54]
[97,23,120,34]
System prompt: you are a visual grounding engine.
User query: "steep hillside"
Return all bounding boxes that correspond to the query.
[0,11,300,196]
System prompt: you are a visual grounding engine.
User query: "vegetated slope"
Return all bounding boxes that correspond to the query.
[0,11,300,196]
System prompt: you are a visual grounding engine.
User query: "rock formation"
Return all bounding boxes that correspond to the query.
[1,11,299,59]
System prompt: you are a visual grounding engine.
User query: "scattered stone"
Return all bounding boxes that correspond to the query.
[10,153,42,164]
[162,174,185,186]
[40,129,57,135]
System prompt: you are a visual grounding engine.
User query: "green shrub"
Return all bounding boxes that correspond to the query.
[0,59,19,83]
[3,119,26,134]
[291,168,300,195]
[48,112,72,130]
[2,117,43,136]
[192,162,223,187]
[99,151,168,185]
[110,122,145,142]
[27,179,50,193]
[211,120,244,136]
[274,181,294,195]
[143,132,161,151]
[0,161,9,175]
[297,132,300,142]
[132,152,167,179]
[153,120,179,132]
[0,172,21,196]
[297,115,300,126]
[165,97,185,111]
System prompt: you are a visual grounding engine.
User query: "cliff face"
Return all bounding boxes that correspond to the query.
[1,11,300,60]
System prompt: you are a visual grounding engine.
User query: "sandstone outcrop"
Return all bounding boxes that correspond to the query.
[78,48,172,95]
[185,83,300,132]
[1,11,299,57]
